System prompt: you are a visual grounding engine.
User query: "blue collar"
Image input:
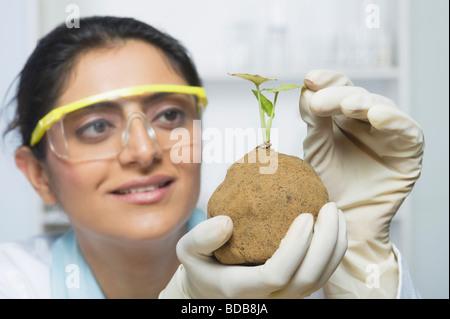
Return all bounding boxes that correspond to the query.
[50,208,206,298]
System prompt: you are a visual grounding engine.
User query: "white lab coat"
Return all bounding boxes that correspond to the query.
[0,223,421,299]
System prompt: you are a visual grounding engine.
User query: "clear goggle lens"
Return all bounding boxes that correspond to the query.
[46,92,202,162]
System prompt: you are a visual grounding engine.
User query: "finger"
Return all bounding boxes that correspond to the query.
[367,104,424,145]
[299,87,330,126]
[310,86,369,117]
[176,215,233,262]
[258,213,314,290]
[299,87,337,170]
[202,214,314,299]
[322,209,347,277]
[304,69,353,91]
[340,92,397,121]
[300,209,347,297]
[287,203,340,294]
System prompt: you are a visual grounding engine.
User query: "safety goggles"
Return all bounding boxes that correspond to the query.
[30,84,207,162]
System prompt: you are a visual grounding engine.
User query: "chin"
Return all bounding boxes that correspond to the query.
[110,208,190,242]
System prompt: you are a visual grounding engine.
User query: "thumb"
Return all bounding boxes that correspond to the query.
[304,69,353,91]
[299,86,335,166]
[177,216,233,262]
[299,69,354,132]
[299,69,355,127]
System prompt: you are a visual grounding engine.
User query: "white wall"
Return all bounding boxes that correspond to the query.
[410,0,449,299]
[0,1,42,241]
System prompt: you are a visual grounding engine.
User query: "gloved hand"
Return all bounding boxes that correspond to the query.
[299,69,424,298]
[159,202,347,299]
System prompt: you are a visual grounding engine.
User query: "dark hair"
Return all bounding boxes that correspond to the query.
[4,16,202,160]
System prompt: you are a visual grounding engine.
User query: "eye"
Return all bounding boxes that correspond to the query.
[75,118,115,142]
[155,108,186,127]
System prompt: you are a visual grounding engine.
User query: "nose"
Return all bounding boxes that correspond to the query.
[117,113,163,167]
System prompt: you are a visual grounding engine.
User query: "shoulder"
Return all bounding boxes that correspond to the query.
[0,232,62,298]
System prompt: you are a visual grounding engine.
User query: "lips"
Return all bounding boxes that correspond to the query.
[111,175,175,204]
[114,184,168,194]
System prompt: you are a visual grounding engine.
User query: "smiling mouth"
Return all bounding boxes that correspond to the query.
[110,175,175,204]
[113,180,173,195]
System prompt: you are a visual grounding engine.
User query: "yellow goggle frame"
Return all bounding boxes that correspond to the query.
[30,84,207,147]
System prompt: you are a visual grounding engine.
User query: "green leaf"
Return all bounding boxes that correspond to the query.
[263,84,302,93]
[252,89,273,116]
[229,73,277,86]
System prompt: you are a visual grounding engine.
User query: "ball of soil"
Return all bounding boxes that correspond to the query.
[207,147,329,265]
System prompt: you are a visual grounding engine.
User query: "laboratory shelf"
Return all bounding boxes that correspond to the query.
[201,67,400,83]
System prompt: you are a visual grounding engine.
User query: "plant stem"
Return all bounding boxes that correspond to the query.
[256,84,268,143]
[266,92,278,142]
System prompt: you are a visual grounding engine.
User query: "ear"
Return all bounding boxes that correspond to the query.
[14,146,57,205]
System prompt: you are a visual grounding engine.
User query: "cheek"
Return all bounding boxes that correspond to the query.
[178,162,201,200]
[46,157,109,218]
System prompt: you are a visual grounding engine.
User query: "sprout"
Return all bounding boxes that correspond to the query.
[229,73,301,147]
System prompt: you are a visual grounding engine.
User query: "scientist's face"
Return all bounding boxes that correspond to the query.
[43,40,201,241]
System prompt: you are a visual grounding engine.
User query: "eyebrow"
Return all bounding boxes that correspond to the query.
[140,92,198,111]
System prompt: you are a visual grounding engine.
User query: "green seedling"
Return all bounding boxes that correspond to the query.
[229,73,301,148]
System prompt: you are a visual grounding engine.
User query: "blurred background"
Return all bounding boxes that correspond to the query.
[0,0,448,298]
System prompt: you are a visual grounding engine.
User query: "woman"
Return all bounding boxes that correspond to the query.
[1,16,422,299]
[3,16,210,298]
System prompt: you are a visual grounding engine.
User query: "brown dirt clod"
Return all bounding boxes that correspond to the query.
[207,147,329,265]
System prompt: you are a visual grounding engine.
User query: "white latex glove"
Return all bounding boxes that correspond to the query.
[299,69,424,298]
[159,202,347,299]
